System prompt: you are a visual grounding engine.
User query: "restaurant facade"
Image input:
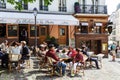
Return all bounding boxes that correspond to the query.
[0,11,79,46]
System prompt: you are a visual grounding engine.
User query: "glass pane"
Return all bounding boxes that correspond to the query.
[60,28,65,36]
[8,25,17,37]
[40,27,46,35]
[81,26,88,33]
[30,26,39,37]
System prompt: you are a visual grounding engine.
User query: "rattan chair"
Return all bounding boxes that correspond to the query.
[8,53,21,72]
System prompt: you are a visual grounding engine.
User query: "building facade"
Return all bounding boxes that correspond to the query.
[0,0,79,47]
[74,0,109,57]
[109,6,120,46]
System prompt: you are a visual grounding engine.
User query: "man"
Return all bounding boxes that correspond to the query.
[82,47,100,69]
[45,44,66,76]
[111,43,117,61]
[21,28,27,43]
[20,41,29,63]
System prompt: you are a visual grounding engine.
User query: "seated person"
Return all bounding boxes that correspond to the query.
[69,48,84,76]
[45,44,66,76]
[81,47,100,69]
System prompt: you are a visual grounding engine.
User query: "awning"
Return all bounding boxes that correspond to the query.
[0,12,79,26]
[95,23,102,26]
[81,22,89,26]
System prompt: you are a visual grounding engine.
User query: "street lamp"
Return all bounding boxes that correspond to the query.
[33,7,38,48]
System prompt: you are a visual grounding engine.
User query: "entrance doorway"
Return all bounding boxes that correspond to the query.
[79,40,101,54]
[19,24,28,44]
[58,26,68,45]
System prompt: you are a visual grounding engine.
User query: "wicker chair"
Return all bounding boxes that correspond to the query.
[8,53,21,72]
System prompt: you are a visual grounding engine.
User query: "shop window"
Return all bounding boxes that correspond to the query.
[81,26,88,33]
[40,27,46,35]
[8,25,18,37]
[60,28,65,36]
[0,24,6,37]
[94,26,101,33]
[30,26,39,37]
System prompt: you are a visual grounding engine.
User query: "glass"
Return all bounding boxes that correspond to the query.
[30,26,39,37]
[60,28,65,36]
[8,25,17,37]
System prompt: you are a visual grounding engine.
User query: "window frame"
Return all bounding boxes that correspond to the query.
[7,24,18,38]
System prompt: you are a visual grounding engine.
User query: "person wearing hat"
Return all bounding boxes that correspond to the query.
[45,44,66,76]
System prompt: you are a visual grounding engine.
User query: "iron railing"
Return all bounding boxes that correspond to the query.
[59,7,67,12]
[39,5,48,11]
[75,4,107,14]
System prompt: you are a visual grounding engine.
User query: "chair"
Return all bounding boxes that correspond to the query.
[46,56,62,76]
[8,53,21,72]
[76,61,85,76]
[24,51,32,68]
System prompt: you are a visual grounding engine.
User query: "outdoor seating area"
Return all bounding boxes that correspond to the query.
[0,40,104,79]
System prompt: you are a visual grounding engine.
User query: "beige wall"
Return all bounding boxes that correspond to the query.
[49,25,59,38]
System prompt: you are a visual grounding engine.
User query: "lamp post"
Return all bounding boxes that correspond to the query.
[33,7,38,48]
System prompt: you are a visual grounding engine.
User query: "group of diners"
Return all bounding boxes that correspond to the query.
[0,40,30,70]
[36,44,101,77]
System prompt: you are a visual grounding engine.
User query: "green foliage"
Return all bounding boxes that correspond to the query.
[2,0,53,10]
[45,36,59,48]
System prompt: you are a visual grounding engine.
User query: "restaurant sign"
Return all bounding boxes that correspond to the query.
[0,17,78,26]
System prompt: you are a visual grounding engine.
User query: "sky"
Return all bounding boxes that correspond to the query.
[106,0,120,15]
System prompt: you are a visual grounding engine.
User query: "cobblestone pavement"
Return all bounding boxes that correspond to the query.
[0,55,120,80]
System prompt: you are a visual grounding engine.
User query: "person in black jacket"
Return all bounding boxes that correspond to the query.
[20,41,29,63]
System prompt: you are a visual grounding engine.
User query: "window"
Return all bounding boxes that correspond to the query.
[18,0,28,10]
[80,22,88,33]
[40,27,47,35]
[8,25,18,37]
[39,0,48,11]
[60,28,65,36]
[81,26,88,33]
[30,26,39,37]
[0,0,6,9]
[93,26,101,33]
[0,24,6,37]
[59,0,67,12]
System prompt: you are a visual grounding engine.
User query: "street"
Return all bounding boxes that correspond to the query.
[0,55,120,80]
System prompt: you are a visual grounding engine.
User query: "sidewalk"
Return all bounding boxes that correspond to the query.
[0,55,120,80]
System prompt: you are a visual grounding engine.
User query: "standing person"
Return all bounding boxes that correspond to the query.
[111,43,117,61]
[21,28,27,43]
[0,40,9,68]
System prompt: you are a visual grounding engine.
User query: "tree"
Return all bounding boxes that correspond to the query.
[2,0,53,10]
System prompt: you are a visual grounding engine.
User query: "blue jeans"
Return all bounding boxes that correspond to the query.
[57,62,66,75]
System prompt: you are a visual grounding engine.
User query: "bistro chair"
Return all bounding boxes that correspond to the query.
[46,56,62,77]
[8,53,21,72]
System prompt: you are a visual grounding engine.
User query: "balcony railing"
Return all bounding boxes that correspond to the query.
[75,4,107,14]
[39,5,48,11]
[59,7,67,12]
[0,2,6,9]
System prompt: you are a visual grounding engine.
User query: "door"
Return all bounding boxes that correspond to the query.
[58,26,67,45]
[19,24,28,43]
[39,26,48,43]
